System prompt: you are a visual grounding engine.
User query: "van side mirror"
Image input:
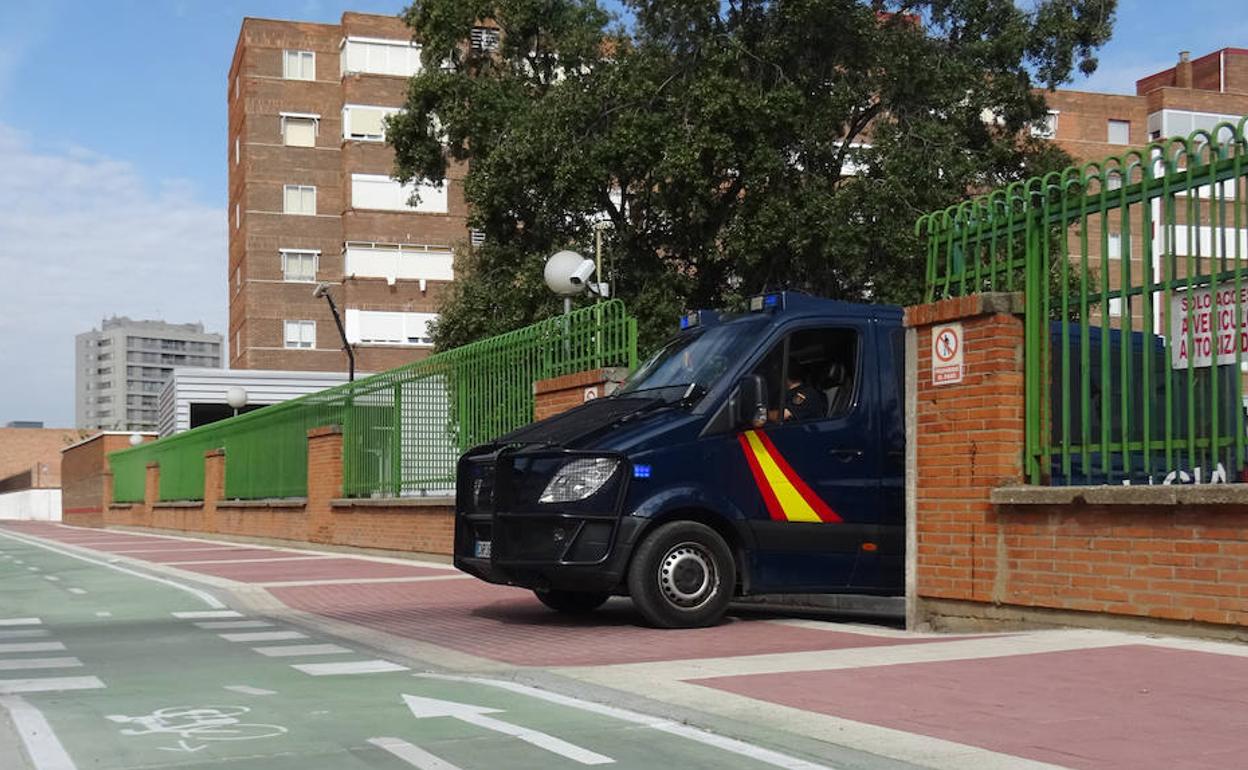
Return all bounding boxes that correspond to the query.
[735,374,769,429]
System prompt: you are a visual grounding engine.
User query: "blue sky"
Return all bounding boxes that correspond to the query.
[0,0,1245,427]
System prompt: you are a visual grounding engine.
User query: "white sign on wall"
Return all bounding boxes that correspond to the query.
[1170,286,1248,369]
[931,323,964,385]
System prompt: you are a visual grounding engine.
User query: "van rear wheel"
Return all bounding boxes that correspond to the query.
[627,521,735,628]
[533,589,610,615]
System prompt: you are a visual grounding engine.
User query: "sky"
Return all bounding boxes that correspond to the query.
[0,0,1245,428]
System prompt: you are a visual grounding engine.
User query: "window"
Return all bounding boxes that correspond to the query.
[234,137,239,165]
[343,105,397,141]
[341,38,421,77]
[350,173,448,213]
[283,185,316,215]
[344,310,437,346]
[234,203,240,228]
[283,50,315,80]
[470,27,501,53]
[280,250,318,282]
[234,76,239,100]
[343,242,454,281]
[1107,232,1122,259]
[234,329,241,357]
[281,114,318,147]
[284,320,316,349]
[470,229,485,247]
[751,327,860,421]
[1107,119,1130,145]
[1032,111,1059,139]
[1108,297,1124,317]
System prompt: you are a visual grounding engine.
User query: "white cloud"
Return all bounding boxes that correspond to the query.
[0,122,226,427]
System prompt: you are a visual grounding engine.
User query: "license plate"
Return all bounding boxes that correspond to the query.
[474,540,492,558]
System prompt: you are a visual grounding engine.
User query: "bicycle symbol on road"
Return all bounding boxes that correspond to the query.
[107,705,287,752]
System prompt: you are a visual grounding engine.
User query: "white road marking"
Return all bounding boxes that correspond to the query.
[224,685,276,696]
[252,644,352,657]
[0,658,83,671]
[253,575,470,588]
[193,620,274,630]
[0,630,50,639]
[0,530,225,609]
[293,660,408,676]
[94,612,112,618]
[369,737,464,770]
[107,546,244,555]
[0,642,66,654]
[14,560,23,564]
[43,575,60,582]
[67,588,87,595]
[0,694,78,770]
[400,693,614,766]
[27,566,39,572]
[0,618,41,627]
[171,610,241,619]
[0,676,104,695]
[219,631,306,643]
[418,674,837,770]
[162,556,328,566]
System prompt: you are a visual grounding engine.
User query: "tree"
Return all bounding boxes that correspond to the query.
[389,0,1116,352]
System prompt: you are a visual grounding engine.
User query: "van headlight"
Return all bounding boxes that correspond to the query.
[539,458,619,503]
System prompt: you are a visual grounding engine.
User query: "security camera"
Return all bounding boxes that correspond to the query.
[568,259,596,286]
[312,282,331,299]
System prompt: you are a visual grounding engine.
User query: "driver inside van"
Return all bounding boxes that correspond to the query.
[783,363,827,421]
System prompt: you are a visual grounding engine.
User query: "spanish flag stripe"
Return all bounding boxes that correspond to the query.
[737,432,786,520]
[743,431,823,522]
[754,430,843,523]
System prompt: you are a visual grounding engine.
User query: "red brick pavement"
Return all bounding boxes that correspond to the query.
[179,557,449,582]
[695,644,1248,770]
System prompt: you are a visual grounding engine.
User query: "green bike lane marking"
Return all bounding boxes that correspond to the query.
[0,534,846,770]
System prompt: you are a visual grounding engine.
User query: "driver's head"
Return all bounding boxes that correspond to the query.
[786,361,805,388]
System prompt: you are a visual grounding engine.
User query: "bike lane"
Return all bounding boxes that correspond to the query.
[0,530,887,770]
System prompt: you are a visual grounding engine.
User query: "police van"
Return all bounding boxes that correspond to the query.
[454,293,906,628]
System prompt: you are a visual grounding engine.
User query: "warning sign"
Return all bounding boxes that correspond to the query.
[1170,286,1248,369]
[932,323,964,385]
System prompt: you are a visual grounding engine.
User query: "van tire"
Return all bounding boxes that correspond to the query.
[627,521,735,628]
[534,589,610,614]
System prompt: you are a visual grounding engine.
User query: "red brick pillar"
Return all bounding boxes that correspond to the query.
[203,449,224,534]
[904,293,1027,628]
[534,367,628,421]
[141,462,160,528]
[306,426,343,544]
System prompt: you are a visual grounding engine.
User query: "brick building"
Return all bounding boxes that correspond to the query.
[227,12,471,375]
[0,426,83,491]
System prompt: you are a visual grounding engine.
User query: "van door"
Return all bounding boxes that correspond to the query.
[737,321,883,593]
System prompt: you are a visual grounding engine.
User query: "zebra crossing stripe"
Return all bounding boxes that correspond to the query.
[0,618,41,627]
[0,676,104,695]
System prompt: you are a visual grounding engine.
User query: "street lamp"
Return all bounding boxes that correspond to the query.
[225,386,248,418]
[313,282,355,382]
[128,433,144,447]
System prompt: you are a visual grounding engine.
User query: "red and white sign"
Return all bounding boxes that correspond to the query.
[1170,286,1248,369]
[583,386,599,402]
[932,323,964,385]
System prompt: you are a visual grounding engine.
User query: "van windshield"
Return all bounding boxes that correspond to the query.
[618,316,768,402]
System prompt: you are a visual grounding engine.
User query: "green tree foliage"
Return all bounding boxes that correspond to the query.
[389,0,1116,351]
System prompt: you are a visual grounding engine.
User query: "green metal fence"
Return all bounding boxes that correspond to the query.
[920,119,1248,485]
[108,301,637,502]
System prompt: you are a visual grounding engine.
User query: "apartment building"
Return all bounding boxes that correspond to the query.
[227,12,473,374]
[75,318,223,431]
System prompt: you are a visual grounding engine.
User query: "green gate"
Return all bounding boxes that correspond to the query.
[920,119,1248,485]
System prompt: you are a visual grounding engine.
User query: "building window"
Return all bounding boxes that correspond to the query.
[470,27,501,53]
[470,229,485,247]
[1107,232,1122,259]
[234,329,241,357]
[344,242,454,282]
[1108,297,1124,317]
[1031,111,1058,139]
[283,50,315,80]
[281,250,318,282]
[341,38,421,77]
[1107,119,1130,145]
[342,105,397,142]
[283,184,316,215]
[234,203,240,228]
[234,137,240,165]
[281,114,319,147]
[350,173,448,213]
[284,320,316,349]
[234,76,239,100]
[344,309,437,346]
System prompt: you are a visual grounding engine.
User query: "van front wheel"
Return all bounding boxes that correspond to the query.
[627,521,735,628]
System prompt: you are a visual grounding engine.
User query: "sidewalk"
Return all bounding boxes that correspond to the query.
[6,520,1248,770]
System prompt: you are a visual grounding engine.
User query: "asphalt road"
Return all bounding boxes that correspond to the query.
[0,528,919,770]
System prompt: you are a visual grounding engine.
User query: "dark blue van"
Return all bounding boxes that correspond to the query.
[454,293,907,627]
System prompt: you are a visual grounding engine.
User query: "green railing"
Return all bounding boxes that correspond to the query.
[920,119,1248,485]
[108,301,637,501]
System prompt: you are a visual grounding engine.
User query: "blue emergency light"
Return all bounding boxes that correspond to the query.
[632,464,652,479]
[749,293,785,312]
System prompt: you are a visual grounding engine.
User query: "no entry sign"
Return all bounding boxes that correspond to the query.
[932,323,964,385]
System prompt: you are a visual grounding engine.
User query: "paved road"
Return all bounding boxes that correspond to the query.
[0,527,915,770]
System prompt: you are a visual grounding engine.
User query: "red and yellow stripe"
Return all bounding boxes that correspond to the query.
[736,429,842,523]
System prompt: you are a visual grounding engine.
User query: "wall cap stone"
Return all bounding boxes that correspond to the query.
[204,449,225,458]
[331,496,455,508]
[108,503,138,510]
[993,484,1248,506]
[904,292,1025,328]
[152,501,203,509]
[216,498,308,509]
[307,425,343,438]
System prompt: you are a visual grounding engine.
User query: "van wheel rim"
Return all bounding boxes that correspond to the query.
[658,542,717,609]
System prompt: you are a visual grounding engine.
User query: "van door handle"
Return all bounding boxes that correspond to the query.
[829,448,864,461]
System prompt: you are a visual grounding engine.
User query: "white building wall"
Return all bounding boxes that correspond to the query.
[0,490,62,521]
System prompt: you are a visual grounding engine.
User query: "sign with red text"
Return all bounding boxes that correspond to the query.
[1171,286,1248,369]
[931,323,964,385]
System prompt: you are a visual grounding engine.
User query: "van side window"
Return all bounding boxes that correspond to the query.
[786,327,859,420]
[750,340,786,414]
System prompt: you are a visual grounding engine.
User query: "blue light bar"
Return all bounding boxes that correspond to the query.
[633,464,652,479]
[749,293,785,312]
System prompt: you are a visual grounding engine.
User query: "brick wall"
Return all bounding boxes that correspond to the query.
[906,292,1248,636]
[534,368,629,421]
[61,433,148,527]
[0,427,82,488]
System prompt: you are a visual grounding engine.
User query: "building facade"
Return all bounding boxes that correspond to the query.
[157,368,364,436]
[75,318,223,432]
[227,12,471,375]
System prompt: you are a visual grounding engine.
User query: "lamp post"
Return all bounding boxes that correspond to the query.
[313,282,355,382]
[225,386,248,418]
